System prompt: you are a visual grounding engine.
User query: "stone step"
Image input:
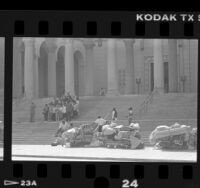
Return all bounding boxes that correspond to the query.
[12,119,197,146]
[12,95,147,122]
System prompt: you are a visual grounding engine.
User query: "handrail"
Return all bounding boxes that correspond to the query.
[103,88,159,121]
[134,88,159,119]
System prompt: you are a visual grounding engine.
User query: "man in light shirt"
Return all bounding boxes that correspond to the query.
[62,104,66,119]
[55,119,71,137]
[95,116,107,132]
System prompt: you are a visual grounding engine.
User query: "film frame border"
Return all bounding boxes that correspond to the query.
[0,10,199,188]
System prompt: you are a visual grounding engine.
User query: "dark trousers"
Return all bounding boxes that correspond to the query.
[43,112,48,121]
[30,112,35,122]
[128,117,133,125]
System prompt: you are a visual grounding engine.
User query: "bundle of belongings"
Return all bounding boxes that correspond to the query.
[51,118,144,149]
[149,122,197,150]
[90,122,144,149]
[51,121,99,147]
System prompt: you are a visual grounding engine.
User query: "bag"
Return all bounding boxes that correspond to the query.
[102,127,116,136]
[114,131,131,140]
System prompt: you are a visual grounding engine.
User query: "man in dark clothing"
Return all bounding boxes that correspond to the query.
[128,107,134,125]
[43,104,49,121]
[68,102,74,120]
[65,102,70,121]
[30,102,36,122]
[111,108,118,121]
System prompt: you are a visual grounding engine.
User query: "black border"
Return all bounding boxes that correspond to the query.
[0,10,199,188]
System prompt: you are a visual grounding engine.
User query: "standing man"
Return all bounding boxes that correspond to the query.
[128,107,134,125]
[111,108,118,122]
[43,104,49,121]
[30,102,36,122]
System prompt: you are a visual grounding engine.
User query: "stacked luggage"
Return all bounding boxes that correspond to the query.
[51,123,99,147]
[149,123,197,150]
[51,120,196,151]
[89,123,144,149]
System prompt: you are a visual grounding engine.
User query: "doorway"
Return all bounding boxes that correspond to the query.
[38,42,48,98]
[56,46,65,97]
[150,62,154,92]
[164,62,169,93]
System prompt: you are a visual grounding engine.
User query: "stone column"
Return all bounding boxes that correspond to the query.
[168,39,178,92]
[64,39,75,95]
[107,39,118,95]
[153,39,164,93]
[23,38,35,99]
[83,40,95,96]
[47,45,57,97]
[33,50,39,98]
[124,39,135,94]
[13,39,23,98]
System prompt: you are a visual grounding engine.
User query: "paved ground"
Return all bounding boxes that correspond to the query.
[0,147,3,160]
[12,145,197,162]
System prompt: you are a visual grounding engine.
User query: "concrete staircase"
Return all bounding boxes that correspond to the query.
[141,93,197,120]
[12,119,197,146]
[12,97,52,123]
[12,93,197,146]
[12,95,147,122]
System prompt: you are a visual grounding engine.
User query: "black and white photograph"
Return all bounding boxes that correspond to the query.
[12,38,197,162]
[0,38,4,160]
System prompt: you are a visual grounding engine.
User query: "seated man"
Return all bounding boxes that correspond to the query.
[129,123,144,149]
[94,116,107,132]
[55,119,71,138]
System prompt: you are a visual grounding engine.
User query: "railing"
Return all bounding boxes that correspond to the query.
[134,88,159,119]
[103,88,159,121]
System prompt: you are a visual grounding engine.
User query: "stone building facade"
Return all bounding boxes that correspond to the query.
[12,38,198,99]
[0,38,4,90]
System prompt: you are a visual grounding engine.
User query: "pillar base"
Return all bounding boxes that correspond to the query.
[106,89,119,96]
[154,87,164,94]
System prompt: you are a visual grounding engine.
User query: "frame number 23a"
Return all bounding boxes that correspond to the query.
[122,179,139,188]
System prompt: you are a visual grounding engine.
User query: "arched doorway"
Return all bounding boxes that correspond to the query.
[56,46,65,97]
[20,42,25,97]
[74,51,84,97]
[38,42,48,98]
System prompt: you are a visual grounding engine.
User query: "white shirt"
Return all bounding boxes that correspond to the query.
[95,118,106,126]
[62,106,66,113]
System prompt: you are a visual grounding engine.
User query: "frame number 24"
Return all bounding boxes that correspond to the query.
[122,179,139,188]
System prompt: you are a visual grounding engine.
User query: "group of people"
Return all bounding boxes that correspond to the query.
[42,92,79,122]
[51,106,141,148]
[111,106,135,125]
[52,113,143,149]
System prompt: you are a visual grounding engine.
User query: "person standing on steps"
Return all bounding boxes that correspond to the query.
[111,107,118,122]
[30,102,36,122]
[128,107,134,125]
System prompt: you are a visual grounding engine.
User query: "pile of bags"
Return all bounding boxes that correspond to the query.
[149,123,197,150]
[89,122,144,149]
[51,122,99,147]
[51,121,144,150]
